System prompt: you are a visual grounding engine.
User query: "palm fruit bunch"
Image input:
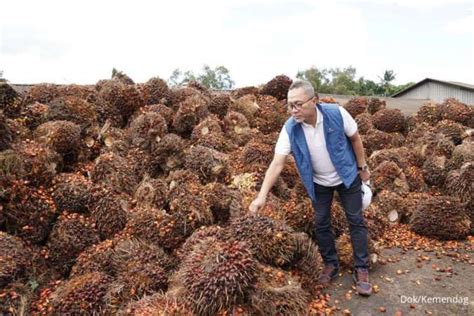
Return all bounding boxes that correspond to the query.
[368,147,416,170]
[1,140,62,186]
[363,205,389,241]
[123,207,186,251]
[335,233,380,268]
[230,94,260,124]
[1,180,57,244]
[252,95,288,135]
[184,145,229,183]
[89,185,132,240]
[46,272,113,314]
[422,155,449,187]
[0,232,31,287]
[0,82,21,117]
[449,140,474,170]
[409,131,454,161]
[20,102,50,130]
[187,80,212,98]
[0,282,34,315]
[97,79,144,123]
[250,264,309,316]
[90,151,140,195]
[404,166,427,192]
[127,111,167,151]
[175,237,257,316]
[374,190,405,223]
[172,94,209,137]
[320,96,337,103]
[170,86,201,108]
[441,98,474,127]
[367,97,386,114]
[372,108,406,133]
[49,172,92,213]
[140,77,174,106]
[176,225,225,260]
[24,83,61,105]
[223,215,297,267]
[120,291,192,315]
[343,97,367,118]
[435,119,466,145]
[0,111,13,151]
[355,112,373,134]
[260,75,292,101]
[150,133,188,175]
[46,212,100,276]
[46,95,98,129]
[111,68,135,85]
[223,111,253,147]
[329,199,348,238]
[133,174,168,210]
[134,104,175,128]
[281,195,314,234]
[70,239,116,277]
[232,86,259,99]
[409,196,471,240]
[33,120,81,160]
[208,92,231,119]
[202,182,244,225]
[361,129,396,156]
[371,161,409,195]
[415,101,446,125]
[190,114,227,151]
[92,94,124,127]
[445,163,473,226]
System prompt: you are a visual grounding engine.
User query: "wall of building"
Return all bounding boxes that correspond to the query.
[396,82,474,104]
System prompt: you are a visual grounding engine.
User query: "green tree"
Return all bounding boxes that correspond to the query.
[168,65,234,89]
[296,67,330,93]
[328,67,358,95]
[378,70,396,96]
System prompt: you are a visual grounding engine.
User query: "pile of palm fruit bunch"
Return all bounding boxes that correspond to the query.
[1,70,473,315]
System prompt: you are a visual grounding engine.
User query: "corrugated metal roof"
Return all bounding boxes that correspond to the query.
[392,78,474,97]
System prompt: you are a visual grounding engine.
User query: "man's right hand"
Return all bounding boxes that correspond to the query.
[249,196,266,214]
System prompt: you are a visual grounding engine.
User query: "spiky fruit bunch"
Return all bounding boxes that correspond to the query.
[150,133,188,174]
[0,232,31,287]
[335,233,380,268]
[49,172,92,213]
[404,166,427,192]
[56,84,99,100]
[280,195,314,234]
[47,95,98,128]
[362,129,396,156]
[0,112,12,151]
[89,186,131,240]
[0,83,21,117]
[141,77,174,106]
[374,190,405,223]
[93,96,124,127]
[184,145,228,183]
[445,162,473,205]
[208,93,231,119]
[363,205,389,241]
[344,97,367,118]
[111,69,134,85]
[422,155,448,187]
[133,174,168,209]
[355,112,373,134]
[449,141,474,170]
[186,80,211,97]
[128,112,167,151]
[203,182,244,224]
[24,83,60,104]
[372,108,406,133]
[120,292,192,316]
[90,151,140,195]
[260,75,292,101]
[442,98,473,126]
[223,111,252,146]
[435,120,465,145]
[70,239,115,277]
[136,104,175,128]
[2,180,57,244]
[241,137,274,166]
[224,215,297,266]
[409,196,471,240]
[97,79,144,122]
[2,140,62,186]
[330,200,348,238]
[320,96,337,103]
[34,120,81,157]
[412,132,455,161]
[124,207,186,251]
[20,101,50,129]
[49,272,112,315]
[416,101,446,125]
[250,264,309,316]
[367,98,386,114]
[191,115,227,150]
[177,237,257,316]
[232,86,259,99]
[0,283,33,316]
[176,225,225,260]
[170,86,201,108]
[372,161,409,195]
[252,95,288,135]
[230,94,260,123]
[46,212,100,276]
[166,168,201,189]
[172,94,209,137]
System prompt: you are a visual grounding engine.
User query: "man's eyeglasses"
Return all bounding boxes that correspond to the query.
[287,96,314,111]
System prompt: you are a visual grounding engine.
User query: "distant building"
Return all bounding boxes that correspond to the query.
[392,78,474,105]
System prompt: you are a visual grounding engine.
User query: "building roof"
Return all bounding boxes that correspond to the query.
[391,78,474,97]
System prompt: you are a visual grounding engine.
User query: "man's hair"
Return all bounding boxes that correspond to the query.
[288,80,315,98]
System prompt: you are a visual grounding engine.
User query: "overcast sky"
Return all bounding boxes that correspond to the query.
[1,0,473,87]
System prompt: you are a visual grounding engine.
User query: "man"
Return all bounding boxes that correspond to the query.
[249,80,372,296]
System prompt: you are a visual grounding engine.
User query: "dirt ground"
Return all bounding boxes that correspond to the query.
[321,247,473,315]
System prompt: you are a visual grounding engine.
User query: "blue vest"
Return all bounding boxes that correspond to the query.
[284,103,358,202]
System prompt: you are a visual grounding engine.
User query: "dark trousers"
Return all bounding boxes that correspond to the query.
[312,175,369,269]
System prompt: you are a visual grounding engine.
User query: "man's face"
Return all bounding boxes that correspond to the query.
[287,87,316,123]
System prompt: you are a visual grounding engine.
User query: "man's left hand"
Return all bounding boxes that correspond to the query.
[359,169,370,182]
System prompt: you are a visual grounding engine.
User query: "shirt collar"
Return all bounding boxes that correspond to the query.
[301,105,323,128]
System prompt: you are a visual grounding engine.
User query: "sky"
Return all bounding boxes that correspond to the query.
[1,0,473,87]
